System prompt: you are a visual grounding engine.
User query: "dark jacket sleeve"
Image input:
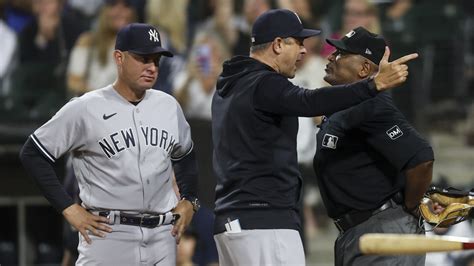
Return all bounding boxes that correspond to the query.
[172,149,198,199]
[254,74,378,117]
[19,137,74,212]
[404,147,434,170]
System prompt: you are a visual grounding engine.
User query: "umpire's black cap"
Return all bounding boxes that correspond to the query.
[115,23,173,57]
[251,9,321,45]
[326,27,386,64]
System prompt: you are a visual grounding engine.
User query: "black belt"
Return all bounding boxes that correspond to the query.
[333,200,396,233]
[93,210,179,228]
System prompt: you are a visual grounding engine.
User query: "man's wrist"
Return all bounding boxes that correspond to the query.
[368,75,380,92]
[181,196,200,212]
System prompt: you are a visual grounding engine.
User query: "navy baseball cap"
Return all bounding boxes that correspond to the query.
[115,23,173,57]
[326,27,386,64]
[251,9,321,45]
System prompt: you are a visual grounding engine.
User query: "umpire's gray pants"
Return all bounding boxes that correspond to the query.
[214,229,305,265]
[335,201,425,266]
[76,224,175,266]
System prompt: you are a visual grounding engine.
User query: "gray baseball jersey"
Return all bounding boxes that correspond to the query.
[31,85,193,213]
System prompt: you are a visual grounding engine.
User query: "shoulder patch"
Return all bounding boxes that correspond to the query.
[386,125,403,140]
[322,134,338,149]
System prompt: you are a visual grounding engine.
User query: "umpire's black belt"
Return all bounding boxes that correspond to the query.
[333,200,396,233]
[91,210,178,228]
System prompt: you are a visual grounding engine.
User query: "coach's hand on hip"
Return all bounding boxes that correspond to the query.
[373,46,418,91]
[62,203,112,244]
[171,199,194,244]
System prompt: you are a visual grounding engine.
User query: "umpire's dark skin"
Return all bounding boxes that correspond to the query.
[324,48,433,213]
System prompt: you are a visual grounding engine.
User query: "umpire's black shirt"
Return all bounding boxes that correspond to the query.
[313,92,434,219]
[212,56,381,234]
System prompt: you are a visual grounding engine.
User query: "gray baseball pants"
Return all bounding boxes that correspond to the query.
[214,229,305,265]
[335,201,425,266]
[76,223,176,266]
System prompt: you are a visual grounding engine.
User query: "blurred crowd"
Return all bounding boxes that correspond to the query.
[0,0,473,265]
[0,0,472,124]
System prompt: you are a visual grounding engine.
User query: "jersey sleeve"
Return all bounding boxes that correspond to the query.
[31,98,86,163]
[170,101,193,161]
[360,94,433,171]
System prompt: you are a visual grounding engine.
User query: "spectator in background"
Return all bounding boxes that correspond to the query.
[146,0,188,56]
[186,0,213,45]
[64,0,104,31]
[9,0,84,119]
[201,0,239,57]
[173,28,224,266]
[174,31,230,120]
[66,0,136,96]
[174,24,223,213]
[0,0,17,94]
[3,0,33,33]
[232,0,270,56]
[277,0,319,28]
[18,0,82,65]
[146,0,188,94]
[321,0,380,57]
[379,0,418,123]
[381,0,465,126]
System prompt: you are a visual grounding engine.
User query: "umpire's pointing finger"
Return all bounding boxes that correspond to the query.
[392,53,419,65]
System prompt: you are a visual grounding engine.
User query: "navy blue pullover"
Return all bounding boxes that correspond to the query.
[211,56,379,233]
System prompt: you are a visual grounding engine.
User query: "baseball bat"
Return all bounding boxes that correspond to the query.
[359,233,474,255]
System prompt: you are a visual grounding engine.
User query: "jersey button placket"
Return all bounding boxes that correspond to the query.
[132,108,146,211]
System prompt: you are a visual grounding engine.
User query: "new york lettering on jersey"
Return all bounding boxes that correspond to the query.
[98,126,177,158]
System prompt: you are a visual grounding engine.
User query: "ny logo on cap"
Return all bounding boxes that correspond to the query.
[148,29,159,43]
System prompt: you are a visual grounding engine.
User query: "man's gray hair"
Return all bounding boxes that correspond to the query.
[250,38,293,54]
[250,42,272,54]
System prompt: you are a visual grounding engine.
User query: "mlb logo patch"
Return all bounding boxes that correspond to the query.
[386,125,403,140]
[322,134,338,149]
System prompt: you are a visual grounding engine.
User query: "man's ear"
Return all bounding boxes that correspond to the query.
[272,38,284,55]
[358,60,373,79]
[114,50,123,65]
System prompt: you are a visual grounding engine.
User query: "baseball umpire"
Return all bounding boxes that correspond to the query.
[19,23,200,265]
[313,27,434,265]
[211,9,419,265]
